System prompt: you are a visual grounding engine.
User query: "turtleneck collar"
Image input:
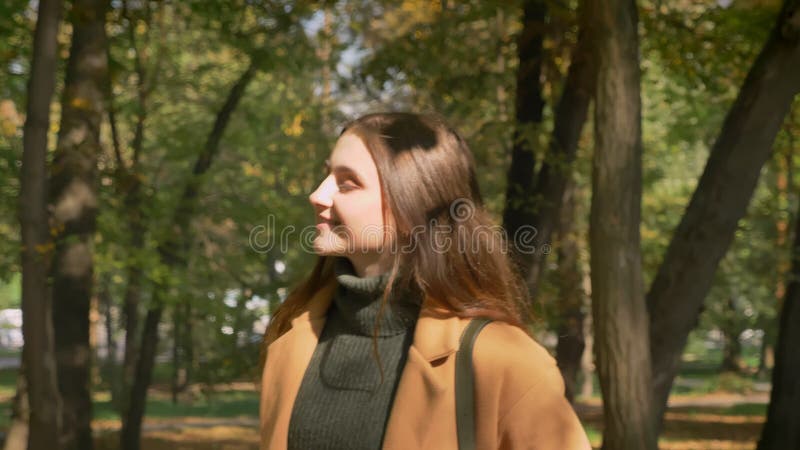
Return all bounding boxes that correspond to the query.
[332,256,421,337]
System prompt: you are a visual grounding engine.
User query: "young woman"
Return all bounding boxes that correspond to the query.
[259,113,591,449]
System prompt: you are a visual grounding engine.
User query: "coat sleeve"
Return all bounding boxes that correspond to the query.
[474,322,592,450]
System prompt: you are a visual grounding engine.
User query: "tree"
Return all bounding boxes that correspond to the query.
[647,0,800,429]
[512,0,596,296]
[49,0,110,448]
[18,0,64,449]
[501,0,546,274]
[589,0,657,447]
[758,140,800,448]
[119,61,257,450]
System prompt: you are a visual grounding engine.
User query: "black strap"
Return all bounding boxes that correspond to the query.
[455,317,493,450]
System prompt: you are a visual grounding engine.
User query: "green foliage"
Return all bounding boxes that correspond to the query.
[0,0,794,408]
[0,273,20,309]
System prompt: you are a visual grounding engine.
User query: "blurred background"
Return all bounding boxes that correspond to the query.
[1,0,799,449]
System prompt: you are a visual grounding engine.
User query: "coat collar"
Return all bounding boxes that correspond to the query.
[287,277,463,362]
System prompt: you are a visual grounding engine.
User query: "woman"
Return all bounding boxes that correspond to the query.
[259,112,591,449]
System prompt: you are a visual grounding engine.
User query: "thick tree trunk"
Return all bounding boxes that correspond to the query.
[554,181,586,403]
[48,1,109,448]
[502,0,546,273]
[589,0,656,447]
[648,0,800,431]
[18,1,64,448]
[758,170,800,449]
[522,0,596,295]
[119,62,257,450]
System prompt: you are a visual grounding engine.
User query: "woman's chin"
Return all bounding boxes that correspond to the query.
[311,237,345,256]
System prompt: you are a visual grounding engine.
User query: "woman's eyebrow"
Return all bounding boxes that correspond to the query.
[324,159,363,181]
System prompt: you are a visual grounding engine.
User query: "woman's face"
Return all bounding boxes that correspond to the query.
[309,133,394,273]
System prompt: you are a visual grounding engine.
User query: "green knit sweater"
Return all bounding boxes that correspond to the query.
[287,257,422,450]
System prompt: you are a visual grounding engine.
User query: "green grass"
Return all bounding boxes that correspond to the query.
[92,390,259,421]
[0,367,258,432]
[0,348,21,358]
[583,424,602,445]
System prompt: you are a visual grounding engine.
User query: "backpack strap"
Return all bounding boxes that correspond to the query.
[455,317,493,450]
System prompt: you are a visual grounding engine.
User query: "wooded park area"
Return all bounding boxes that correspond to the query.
[1,0,799,449]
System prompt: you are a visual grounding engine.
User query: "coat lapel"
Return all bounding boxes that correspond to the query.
[259,279,336,450]
[382,305,467,450]
[260,281,467,450]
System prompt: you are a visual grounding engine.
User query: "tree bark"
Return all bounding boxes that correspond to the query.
[120,62,257,450]
[648,0,800,431]
[48,1,110,448]
[589,0,657,447]
[758,163,800,449]
[120,305,162,450]
[554,180,586,403]
[521,0,596,296]
[502,0,546,273]
[18,1,65,449]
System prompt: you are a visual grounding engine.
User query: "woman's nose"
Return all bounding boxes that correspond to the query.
[309,175,335,208]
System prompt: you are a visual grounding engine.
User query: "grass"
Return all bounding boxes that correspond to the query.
[93,390,259,421]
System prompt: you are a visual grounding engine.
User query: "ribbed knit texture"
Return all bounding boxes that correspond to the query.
[287,257,422,450]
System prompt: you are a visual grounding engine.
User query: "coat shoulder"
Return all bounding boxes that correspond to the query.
[471,321,592,449]
[472,320,561,391]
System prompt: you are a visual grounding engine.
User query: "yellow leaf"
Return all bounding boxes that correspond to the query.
[241,161,262,177]
[283,113,304,137]
[71,97,91,110]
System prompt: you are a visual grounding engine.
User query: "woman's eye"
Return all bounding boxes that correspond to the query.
[338,182,356,192]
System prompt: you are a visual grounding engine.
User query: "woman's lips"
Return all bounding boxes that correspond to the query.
[316,220,340,230]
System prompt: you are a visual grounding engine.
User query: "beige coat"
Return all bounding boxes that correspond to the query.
[260,279,592,449]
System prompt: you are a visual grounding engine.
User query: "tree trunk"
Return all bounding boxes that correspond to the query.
[580,273,595,399]
[554,180,586,404]
[98,277,120,405]
[647,0,800,431]
[120,62,257,450]
[521,0,596,296]
[18,1,64,448]
[48,1,109,448]
[170,300,189,403]
[3,365,29,450]
[720,297,744,373]
[720,332,743,373]
[120,305,162,450]
[758,165,800,449]
[184,301,194,388]
[589,0,656,447]
[502,0,546,274]
[121,248,143,410]
[758,324,775,377]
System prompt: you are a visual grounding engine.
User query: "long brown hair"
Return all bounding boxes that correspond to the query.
[260,112,533,375]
